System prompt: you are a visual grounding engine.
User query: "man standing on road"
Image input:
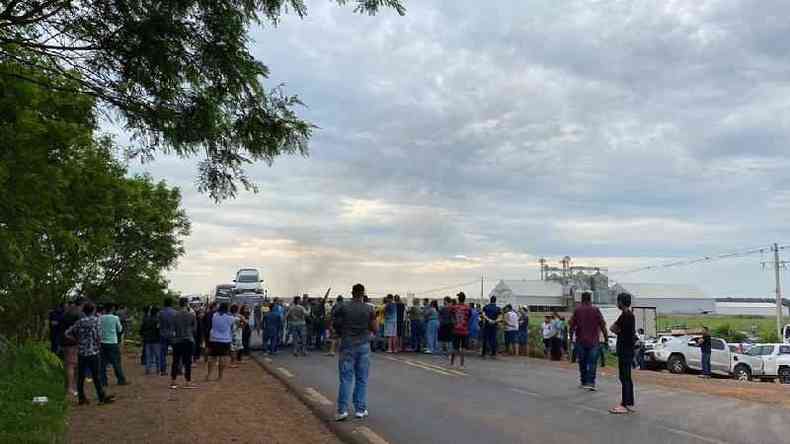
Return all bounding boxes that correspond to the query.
[395,294,406,353]
[542,316,555,358]
[610,292,636,414]
[65,302,115,405]
[481,296,502,359]
[450,292,471,368]
[699,327,712,379]
[158,298,177,376]
[286,296,308,357]
[569,291,607,391]
[170,298,198,389]
[334,283,377,421]
[327,295,345,357]
[262,302,282,355]
[408,298,424,353]
[99,303,128,387]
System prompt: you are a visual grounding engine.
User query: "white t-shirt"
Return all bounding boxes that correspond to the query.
[542,322,556,339]
[505,311,519,331]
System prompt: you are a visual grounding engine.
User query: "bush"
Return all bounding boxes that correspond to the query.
[0,343,67,443]
[759,327,780,344]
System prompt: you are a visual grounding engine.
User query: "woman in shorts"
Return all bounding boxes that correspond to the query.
[207,303,233,381]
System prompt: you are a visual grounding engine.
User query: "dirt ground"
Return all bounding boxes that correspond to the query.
[523,354,790,408]
[66,350,341,444]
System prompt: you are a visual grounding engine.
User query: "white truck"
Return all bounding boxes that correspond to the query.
[647,335,736,376]
[730,343,790,383]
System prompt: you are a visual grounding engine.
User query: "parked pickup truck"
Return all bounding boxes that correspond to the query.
[646,335,736,376]
[730,343,790,383]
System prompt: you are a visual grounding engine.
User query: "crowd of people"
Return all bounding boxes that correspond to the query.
[47,285,641,417]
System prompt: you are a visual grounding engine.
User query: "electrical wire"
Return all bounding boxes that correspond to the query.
[413,279,482,296]
[609,245,771,275]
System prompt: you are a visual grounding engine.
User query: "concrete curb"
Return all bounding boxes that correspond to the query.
[250,354,373,444]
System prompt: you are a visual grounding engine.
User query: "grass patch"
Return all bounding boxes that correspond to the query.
[0,342,68,444]
[658,314,780,342]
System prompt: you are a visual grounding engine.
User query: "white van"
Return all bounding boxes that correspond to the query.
[233,268,263,294]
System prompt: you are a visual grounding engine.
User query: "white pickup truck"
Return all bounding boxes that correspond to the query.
[730,343,790,383]
[646,335,736,376]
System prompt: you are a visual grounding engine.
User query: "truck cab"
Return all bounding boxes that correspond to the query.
[731,344,790,383]
[233,268,263,294]
[657,335,734,376]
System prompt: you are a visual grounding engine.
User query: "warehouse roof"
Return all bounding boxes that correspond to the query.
[614,283,708,300]
[491,280,564,297]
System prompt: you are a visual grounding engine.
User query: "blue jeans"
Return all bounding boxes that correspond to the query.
[482,325,498,357]
[264,331,279,354]
[702,352,711,376]
[410,320,424,351]
[425,319,439,353]
[337,341,370,414]
[144,342,161,373]
[576,344,600,386]
[159,337,169,374]
[290,325,306,355]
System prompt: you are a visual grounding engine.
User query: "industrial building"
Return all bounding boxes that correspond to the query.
[488,256,716,314]
[610,283,714,314]
[488,280,565,312]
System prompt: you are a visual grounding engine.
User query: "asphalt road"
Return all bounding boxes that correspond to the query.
[252,344,788,444]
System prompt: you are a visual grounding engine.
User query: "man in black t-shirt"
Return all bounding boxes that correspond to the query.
[610,292,636,414]
[699,327,712,378]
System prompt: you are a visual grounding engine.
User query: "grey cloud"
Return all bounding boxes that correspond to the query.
[126,0,790,298]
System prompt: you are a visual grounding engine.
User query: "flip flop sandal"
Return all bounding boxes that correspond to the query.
[609,406,629,414]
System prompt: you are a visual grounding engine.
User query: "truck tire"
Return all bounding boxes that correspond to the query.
[779,367,790,384]
[667,354,686,374]
[734,364,751,382]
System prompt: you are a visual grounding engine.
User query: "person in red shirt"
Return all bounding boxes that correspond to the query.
[450,292,471,368]
[569,291,608,391]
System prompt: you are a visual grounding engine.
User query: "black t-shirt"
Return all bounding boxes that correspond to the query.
[614,311,636,354]
[396,302,406,323]
[701,335,712,353]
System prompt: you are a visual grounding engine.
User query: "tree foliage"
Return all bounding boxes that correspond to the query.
[0,59,190,340]
[0,0,405,200]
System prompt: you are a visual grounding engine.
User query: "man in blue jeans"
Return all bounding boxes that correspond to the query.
[158,298,177,376]
[481,296,502,359]
[569,291,608,391]
[334,283,377,421]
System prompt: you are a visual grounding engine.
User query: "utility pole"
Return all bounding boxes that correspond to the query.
[773,243,784,340]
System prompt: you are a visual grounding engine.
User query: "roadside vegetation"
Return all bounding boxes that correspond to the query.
[0,342,67,444]
[658,315,780,343]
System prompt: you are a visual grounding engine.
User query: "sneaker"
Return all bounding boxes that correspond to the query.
[117,381,130,386]
[355,410,369,419]
[587,385,597,392]
[578,384,587,389]
[335,412,349,422]
[78,399,90,406]
[99,396,115,405]
[169,384,178,390]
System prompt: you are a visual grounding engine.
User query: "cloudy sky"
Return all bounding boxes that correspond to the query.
[128,0,790,300]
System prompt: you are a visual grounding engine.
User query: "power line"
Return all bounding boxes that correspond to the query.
[609,245,771,276]
[413,279,481,296]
